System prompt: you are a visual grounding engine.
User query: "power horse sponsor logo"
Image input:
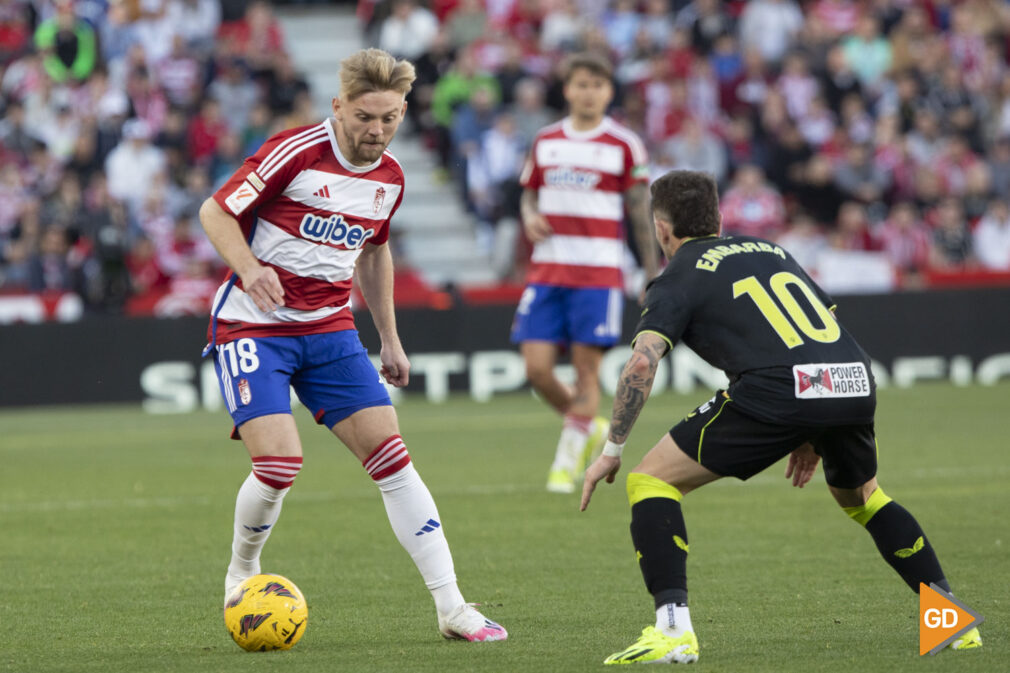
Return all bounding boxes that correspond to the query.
[299,213,375,249]
[793,362,871,398]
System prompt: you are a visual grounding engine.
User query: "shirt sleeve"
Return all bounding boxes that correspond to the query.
[368,180,403,247]
[633,270,694,351]
[518,137,542,190]
[211,127,312,220]
[622,131,650,191]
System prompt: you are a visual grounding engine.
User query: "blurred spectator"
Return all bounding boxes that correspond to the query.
[764,122,810,194]
[166,0,222,54]
[989,137,1010,199]
[876,201,931,275]
[929,198,975,270]
[0,98,38,158]
[776,212,828,272]
[507,77,555,148]
[739,0,803,65]
[0,238,32,289]
[379,0,439,61]
[831,201,878,251]
[677,0,733,57]
[720,165,786,238]
[105,119,167,208]
[602,0,642,58]
[777,51,819,122]
[430,47,501,169]
[33,0,97,83]
[209,58,262,130]
[263,53,309,116]
[664,117,727,184]
[0,3,31,66]
[28,227,77,292]
[446,0,487,50]
[156,34,201,108]
[840,15,890,93]
[187,98,229,166]
[219,0,286,75]
[834,141,891,205]
[972,199,1010,271]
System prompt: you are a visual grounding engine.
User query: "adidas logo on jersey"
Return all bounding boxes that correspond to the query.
[313,185,331,198]
[299,213,376,249]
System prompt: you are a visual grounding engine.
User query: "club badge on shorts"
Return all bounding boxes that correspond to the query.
[238,378,252,405]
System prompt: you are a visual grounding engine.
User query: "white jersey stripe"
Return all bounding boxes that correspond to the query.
[538,188,623,220]
[251,218,360,283]
[261,135,329,181]
[536,138,625,174]
[607,123,648,166]
[215,284,350,324]
[257,125,326,178]
[217,349,236,413]
[531,235,624,268]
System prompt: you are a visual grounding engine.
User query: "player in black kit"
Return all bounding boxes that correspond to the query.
[579,170,981,664]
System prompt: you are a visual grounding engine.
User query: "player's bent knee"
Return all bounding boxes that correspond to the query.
[839,486,892,526]
[626,472,684,506]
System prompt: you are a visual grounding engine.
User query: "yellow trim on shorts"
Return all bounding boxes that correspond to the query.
[632,330,674,353]
[697,396,732,464]
[626,472,683,506]
[843,487,893,527]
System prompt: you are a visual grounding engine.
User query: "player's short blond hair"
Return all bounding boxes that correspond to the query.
[339,48,416,102]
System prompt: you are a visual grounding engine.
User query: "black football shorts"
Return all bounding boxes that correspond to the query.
[669,391,877,488]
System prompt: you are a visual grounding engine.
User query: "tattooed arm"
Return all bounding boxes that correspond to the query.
[625,183,659,285]
[609,332,669,443]
[581,332,670,510]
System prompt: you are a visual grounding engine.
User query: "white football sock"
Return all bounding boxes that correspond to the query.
[227,472,289,580]
[656,603,693,638]
[550,415,592,471]
[374,462,465,616]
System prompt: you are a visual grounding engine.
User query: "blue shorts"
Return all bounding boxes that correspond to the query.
[510,284,623,347]
[212,330,391,438]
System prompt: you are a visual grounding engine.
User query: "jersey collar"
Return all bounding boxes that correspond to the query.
[562,115,611,140]
[325,117,384,173]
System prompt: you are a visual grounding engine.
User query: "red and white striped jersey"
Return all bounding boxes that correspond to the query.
[519,116,648,289]
[208,118,404,344]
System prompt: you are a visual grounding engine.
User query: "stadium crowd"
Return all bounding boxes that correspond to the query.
[4,1,1010,320]
[362,0,1010,291]
[0,0,316,317]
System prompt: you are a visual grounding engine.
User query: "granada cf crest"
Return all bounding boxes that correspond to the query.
[372,186,385,214]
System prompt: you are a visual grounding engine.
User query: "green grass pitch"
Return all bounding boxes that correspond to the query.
[2,383,1005,672]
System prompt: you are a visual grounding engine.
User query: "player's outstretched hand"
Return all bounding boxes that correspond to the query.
[784,443,820,488]
[379,342,410,387]
[241,265,285,313]
[580,455,621,511]
[522,212,553,243]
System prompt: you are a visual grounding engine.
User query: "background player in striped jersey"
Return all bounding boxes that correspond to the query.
[512,52,658,494]
[199,48,505,643]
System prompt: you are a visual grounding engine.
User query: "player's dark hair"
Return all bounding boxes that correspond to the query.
[561,51,614,83]
[650,170,720,238]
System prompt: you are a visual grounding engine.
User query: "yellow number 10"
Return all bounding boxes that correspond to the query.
[732,272,840,349]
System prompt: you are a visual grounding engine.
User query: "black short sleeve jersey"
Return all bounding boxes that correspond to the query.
[635,235,875,426]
